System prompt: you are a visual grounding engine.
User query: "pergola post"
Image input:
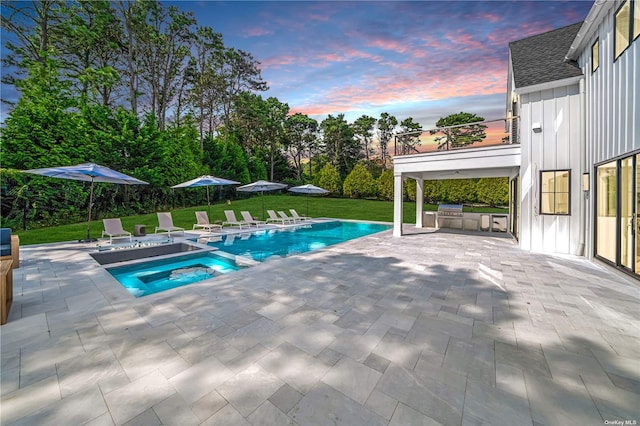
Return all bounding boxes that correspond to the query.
[415,178,423,228]
[393,173,403,237]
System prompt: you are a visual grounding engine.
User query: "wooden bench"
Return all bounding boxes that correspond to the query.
[1,259,13,325]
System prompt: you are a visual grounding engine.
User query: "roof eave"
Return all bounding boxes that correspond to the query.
[514,75,584,95]
[566,0,614,61]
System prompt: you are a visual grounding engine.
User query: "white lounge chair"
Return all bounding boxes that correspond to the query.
[223,210,248,229]
[193,211,222,233]
[102,218,132,244]
[241,211,266,227]
[289,209,311,222]
[155,212,185,236]
[277,211,297,223]
[266,210,288,225]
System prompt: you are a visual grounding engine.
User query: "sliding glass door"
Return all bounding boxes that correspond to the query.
[596,153,640,277]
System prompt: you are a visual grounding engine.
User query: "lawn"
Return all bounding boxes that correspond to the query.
[12,194,507,245]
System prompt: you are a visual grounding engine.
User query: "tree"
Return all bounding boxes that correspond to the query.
[397,117,423,155]
[135,2,196,130]
[0,58,90,169]
[430,112,487,150]
[352,115,376,162]
[343,164,377,199]
[376,112,397,168]
[316,163,342,196]
[284,113,318,182]
[320,114,359,178]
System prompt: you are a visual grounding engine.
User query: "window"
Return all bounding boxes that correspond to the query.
[615,1,631,59]
[592,39,599,72]
[540,170,570,215]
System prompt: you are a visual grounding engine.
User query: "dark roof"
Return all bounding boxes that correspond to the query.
[509,22,583,89]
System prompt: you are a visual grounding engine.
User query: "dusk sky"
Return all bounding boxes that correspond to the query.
[1,1,594,138]
[178,0,593,131]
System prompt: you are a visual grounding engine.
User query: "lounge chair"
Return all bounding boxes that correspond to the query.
[223,210,248,229]
[241,211,266,227]
[277,211,297,223]
[102,218,132,243]
[289,209,311,222]
[193,211,223,233]
[266,210,288,225]
[155,212,185,236]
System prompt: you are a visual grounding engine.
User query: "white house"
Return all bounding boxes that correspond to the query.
[393,0,639,278]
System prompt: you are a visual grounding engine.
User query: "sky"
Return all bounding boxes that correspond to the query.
[178,0,593,132]
[1,1,594,145]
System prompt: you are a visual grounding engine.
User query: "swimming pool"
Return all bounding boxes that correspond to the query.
[107,252,242,297]
[206,220,391,261]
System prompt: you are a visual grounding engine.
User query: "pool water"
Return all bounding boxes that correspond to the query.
[207,220,391,261]
[108,252,241,297]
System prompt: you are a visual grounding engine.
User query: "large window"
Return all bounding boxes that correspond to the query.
[540,170,570,215]
[615,1,631,59]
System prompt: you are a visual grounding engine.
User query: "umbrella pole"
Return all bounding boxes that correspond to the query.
[307,195,309,218]
[261,191,265,220]
[206,186,211,218]
[82,179,96,243]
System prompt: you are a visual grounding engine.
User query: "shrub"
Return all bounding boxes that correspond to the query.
[343,164,377,198]
[317,163,342,195]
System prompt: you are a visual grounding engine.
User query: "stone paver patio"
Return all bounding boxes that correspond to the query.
[1,224,639,425]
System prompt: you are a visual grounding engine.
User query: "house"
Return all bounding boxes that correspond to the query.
[393,0,639,278]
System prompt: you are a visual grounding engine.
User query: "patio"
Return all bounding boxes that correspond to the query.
[1,227,639,425]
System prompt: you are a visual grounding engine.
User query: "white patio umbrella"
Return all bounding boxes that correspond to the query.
[23,163,149,242]
[288,184,329,217]
[171,175,240,216]
[236,180,287,219]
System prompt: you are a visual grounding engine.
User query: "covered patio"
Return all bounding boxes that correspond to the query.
[392,144,521,237]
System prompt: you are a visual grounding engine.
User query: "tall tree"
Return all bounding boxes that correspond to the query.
[285,113,318,182]
[430,112,487,150]
[135,1,196,130]
[1,0,63,71]
[189,26,224,145]
[214,47,267,136]
[351,115,376,162]
[320,114,359,178]
[55,0,122,107]
[397,117,423,155]
[376,112,397,169]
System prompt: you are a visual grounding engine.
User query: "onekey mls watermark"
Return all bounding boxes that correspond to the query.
[604,420,637,425]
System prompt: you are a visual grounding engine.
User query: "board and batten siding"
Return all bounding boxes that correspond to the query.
[579,2,639,166]
[575,1,639,258]
[519,84,584,255]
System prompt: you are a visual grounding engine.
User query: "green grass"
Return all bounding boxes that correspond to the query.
[13,194,507,245]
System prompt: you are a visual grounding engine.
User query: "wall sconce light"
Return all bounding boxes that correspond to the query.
[583,173,589,192]
[532,122,542,133]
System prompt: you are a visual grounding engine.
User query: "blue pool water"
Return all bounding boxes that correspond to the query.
[207,220,391,261]
[108,252,241,297]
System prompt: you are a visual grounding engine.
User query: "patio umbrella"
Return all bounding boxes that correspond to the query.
[236,180,287,219]
[288,184,329,217]
[23,163,148,243]
[171,175,240,217]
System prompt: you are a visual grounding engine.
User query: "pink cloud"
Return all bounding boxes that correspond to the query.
[366,38,409,54]
[243,26,273,37]
[260,54,298,69]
